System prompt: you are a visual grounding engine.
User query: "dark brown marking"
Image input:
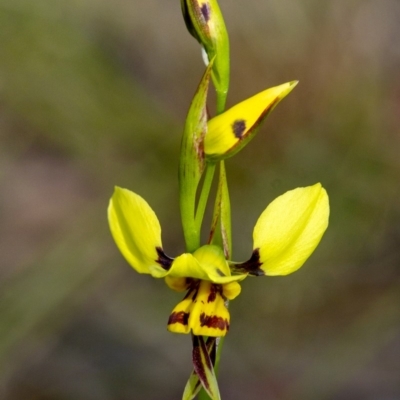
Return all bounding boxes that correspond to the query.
[215,268,225,277]
[200,313,229,331]
[200,3,211,22]
[235,248,264,276]
[207,284,223,303]
[232,119,246,138]
[199,335,212,369]
[183,279,200,301]
[168,311,189,326]
[155,247,173,270]
[192,335,210,389]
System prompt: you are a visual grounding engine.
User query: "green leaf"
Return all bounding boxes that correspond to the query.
[179,61,214,252]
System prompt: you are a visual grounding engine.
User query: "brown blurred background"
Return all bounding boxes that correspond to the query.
[1,0,400,399]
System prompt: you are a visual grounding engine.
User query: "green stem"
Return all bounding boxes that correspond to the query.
[195,163,216,237]
[216,90,227,116]
[197,91,230,400]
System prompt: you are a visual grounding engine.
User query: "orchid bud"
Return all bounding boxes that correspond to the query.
[181,0,230,109]
[205,81,298,161]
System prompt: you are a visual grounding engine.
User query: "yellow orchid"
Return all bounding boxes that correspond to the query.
[108,183,329,337]
[108,1,330,398]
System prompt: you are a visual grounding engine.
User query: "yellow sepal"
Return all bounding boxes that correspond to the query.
[253,183,329,275]
[205,81,298,159]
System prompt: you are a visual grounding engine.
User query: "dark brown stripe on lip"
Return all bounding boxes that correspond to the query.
[207,284,223,303]
[168,311,189,326]
[200,313,229,331]
[183,279,200,301]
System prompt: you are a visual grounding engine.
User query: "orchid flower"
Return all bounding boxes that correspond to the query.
[108,183,329,337]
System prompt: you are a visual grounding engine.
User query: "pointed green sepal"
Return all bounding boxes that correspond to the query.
[205,81,298,161]
[180,60,214,252]
[180,0,230,110]
[191,335,221,400]
[209,161,232,258]
[182,338,217,400]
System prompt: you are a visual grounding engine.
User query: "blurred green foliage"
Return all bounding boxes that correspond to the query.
[1,0,399,399]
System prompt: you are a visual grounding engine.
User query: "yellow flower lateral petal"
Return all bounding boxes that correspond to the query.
[168,280,234,337]
[108,187,166,275]
[204,81,298,159]
[253,183,329,275]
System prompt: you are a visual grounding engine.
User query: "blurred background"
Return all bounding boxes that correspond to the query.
[1,0,399,399]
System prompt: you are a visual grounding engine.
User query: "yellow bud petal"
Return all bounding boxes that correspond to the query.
[205,81,298,159]
[253,183,329,275]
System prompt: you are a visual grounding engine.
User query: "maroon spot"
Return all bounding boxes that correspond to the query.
[156,247,173,270]
[232,119,246,138]
[168,311,189,326]
[200,3,211,22]
[200,313,229,331]
[235,248,264,276]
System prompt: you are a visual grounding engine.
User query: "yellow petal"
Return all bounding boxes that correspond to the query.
[253,183,329,275]
[204,81,297,158]
[164,276,188,292]
[167,284,194,334]
[222,281,241,300]
[108,187,166,275]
